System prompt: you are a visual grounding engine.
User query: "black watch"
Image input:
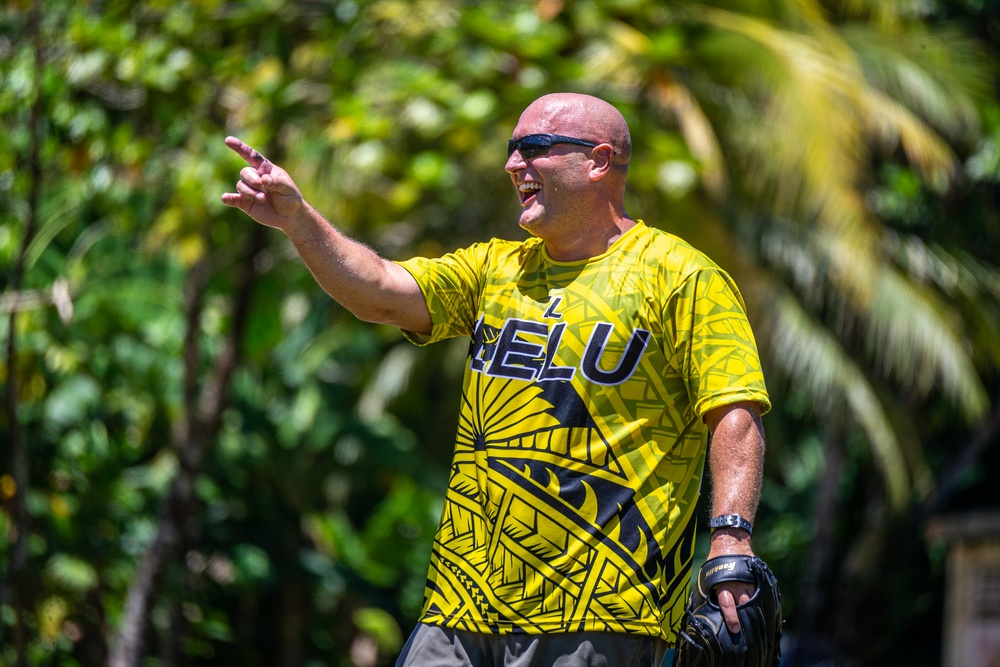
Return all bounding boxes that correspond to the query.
[709,513,753,535]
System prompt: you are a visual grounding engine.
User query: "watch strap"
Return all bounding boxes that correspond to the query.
[709,513,753,535]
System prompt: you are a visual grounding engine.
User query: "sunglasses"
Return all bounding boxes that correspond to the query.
[507,133,600,160]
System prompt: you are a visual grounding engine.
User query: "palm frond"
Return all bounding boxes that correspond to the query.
[576,20,648,90]
[358,343,418,423]
[756,219,988,423]
[689,6,884,300]
[649,75,728,199]
[865,267,989,423]
[861,87,958,193]
[824,0,937,30]
[887,232,1000,367]
[842,23,990,145]
[25,182,87,270]
[761,280,911,509]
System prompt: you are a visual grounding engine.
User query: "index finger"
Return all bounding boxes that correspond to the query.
[716,588,741,634]
[225,136,267,168]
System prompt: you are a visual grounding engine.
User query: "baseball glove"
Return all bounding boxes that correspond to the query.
[673,555,782,667]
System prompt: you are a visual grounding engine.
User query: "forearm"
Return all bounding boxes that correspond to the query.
[221,136,431,334]
[705,402,765,556]
[697,402,767,632]
[284,203,431,333]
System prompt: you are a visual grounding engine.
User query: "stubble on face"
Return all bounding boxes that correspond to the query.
[508,93,633,255]
[509,98,588,235]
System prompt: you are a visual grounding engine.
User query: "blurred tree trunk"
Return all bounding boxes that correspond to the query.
[161,599,183,667]
[921,392,1000,517]
[279,577,306,667]
[1,3,44,664]
[799,416,845,638]
[107,223,267,667]
[833,481,890,662]
[278,492,307,667]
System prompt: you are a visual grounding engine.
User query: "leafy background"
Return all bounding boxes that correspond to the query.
[2,0,1000,665]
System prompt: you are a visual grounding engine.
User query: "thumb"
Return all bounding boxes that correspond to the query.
[259,171,304,217]
[261,171,300,197]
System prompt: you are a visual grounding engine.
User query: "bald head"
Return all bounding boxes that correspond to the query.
[519,93,632,169]
[507,93,635,252]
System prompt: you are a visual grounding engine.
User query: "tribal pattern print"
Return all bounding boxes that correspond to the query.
[398,221,769,642]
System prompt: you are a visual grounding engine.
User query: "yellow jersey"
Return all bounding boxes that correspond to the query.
[397,221,769,642]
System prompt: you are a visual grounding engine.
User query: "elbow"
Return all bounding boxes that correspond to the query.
[350,300,432,336]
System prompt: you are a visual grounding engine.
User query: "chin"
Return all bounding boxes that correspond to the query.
[518,220,542,238]
[517,209,543,235]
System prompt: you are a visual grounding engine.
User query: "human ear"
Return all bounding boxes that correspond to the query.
[588,144,615,181]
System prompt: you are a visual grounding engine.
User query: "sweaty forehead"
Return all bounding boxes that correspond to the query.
[513,93,632,164]
[514,99,589,138]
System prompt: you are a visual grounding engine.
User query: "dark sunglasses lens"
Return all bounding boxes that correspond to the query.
[508,135,551,159]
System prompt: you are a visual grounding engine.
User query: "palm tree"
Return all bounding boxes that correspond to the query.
[571,0,999,660]
[581,0,995,506]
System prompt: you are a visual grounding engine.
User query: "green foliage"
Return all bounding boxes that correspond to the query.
[1,0,999,665]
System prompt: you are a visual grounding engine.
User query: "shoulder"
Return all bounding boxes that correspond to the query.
[406,237,534,266]
[628,222,727,283]
[466,236,539,259]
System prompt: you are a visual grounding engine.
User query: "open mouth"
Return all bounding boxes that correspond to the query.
[518,181,541,205]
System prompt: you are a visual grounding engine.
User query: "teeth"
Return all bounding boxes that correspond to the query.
[519,182,541,193]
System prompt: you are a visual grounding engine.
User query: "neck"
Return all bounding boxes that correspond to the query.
[544,212,635,262]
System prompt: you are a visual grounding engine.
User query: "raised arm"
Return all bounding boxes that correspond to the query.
[703,401,767,633]
[221,136,432,334]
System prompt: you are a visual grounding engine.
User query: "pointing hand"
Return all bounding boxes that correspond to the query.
[221,136,304,228]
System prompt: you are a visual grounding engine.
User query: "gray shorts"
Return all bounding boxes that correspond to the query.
[395,623,673,667]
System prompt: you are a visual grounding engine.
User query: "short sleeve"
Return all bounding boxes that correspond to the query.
[396,243,490,345]
[665,267,770,417]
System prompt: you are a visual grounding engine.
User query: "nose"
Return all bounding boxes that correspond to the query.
[505,149,526,174]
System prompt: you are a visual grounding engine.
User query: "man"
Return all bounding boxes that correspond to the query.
[223,93,770,666]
